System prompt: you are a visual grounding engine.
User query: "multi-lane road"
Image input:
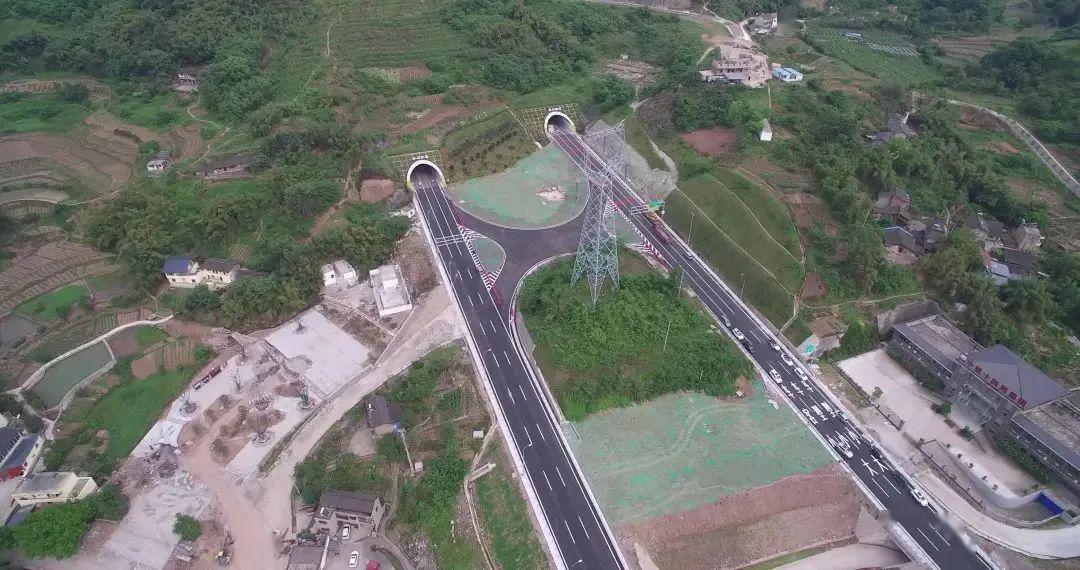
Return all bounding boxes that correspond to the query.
[549,122,995,570]
[411,168,623,569]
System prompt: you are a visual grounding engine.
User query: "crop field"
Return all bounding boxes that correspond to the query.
[803,26,940,85]
[442,110,536,182]
[16,284,87,322]
[324,0,466,70]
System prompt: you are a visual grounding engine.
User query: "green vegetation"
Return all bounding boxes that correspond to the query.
[45,363,193,479]
[442,110,535,182]
[16,284,88,322]
[802,25,941,85]
[602,106,668,171]
[325,0,466,69]
[665,181,796,325]
[474,449,547,570]
[0,90,93,135]
[133,326,166,349]
[397,426,478,569]
[172,514,201,541]
[521,257,751,420]
[107,93,191,132]
[0,484,128,559]
[673,175,802,290]
[293,427,391,504]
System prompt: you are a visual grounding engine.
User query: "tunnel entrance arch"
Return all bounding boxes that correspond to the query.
[544,110,575,134]
[405,159,446,190]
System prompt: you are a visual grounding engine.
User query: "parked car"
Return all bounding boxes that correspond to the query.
[741,339,754,353]
[769,368,782,383]
[732,328,745,341]
[794,367,808,380]
[720,314,732,327]
[770,341,781,351]
[340,526,350,540]
[833,440,853,458]
[780,353,794,367]
[349,551,359,568]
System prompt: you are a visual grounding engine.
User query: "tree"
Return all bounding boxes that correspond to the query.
[172,514,201,541]
[1001,279,1056,324]
[591,76,635,111]
[194,345,215,365]
[183,285,221,315]
[921,229,982,300]
[11,502,94,559]
[281,180,341,217]
[963,276,1008,344]
[56,82,89,103]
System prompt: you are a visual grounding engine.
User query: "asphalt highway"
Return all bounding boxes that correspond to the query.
[411,167,623,570]
[549,123,995,570]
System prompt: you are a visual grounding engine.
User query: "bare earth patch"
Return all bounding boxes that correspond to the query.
[619,463,860,570]
[979,140,1019,154]
[801,271,827,300]
[680,127,738,157]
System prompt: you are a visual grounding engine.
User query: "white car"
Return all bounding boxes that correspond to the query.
[732,328,745,341]
[340,525,350,540]
[909,485,929,507]
[770,341,781,351]
[769,368,782,383]
[834,440,853,458]
[349,551,359,568]
[780,353,794,367]
[795,367,808,380]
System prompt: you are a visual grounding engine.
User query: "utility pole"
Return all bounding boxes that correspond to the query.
[662,317,672,353]
[687,208,695,246]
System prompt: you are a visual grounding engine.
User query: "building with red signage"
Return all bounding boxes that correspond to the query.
[888,315,1080,495]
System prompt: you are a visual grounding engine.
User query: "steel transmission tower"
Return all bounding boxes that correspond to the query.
[571,121,629,305]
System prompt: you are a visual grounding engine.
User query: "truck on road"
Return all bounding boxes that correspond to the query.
[642,209,671,243]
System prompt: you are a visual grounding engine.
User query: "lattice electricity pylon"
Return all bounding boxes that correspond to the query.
[571,167,620,306]
[584,120,629,181]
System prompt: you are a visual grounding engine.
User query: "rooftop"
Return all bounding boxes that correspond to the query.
[18,471,76,494]
[1013,401,1080,472]
[892,314,981,370]
[318,489,378,516]
[202,258,240,273]
[287,545,324,570]
[808,315,845,338]
[367,396,402,428]
[163,256,194,275]
[0,434,39,470]
[962,345,1070,409]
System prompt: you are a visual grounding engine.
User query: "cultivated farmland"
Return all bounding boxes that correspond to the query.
[324,0,466,70]
[803,26,940,85]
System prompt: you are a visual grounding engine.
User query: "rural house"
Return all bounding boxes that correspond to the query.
[366,396,402,436]
[10,471,98,509]
[194,154,254,181]
[748,12,778,35]
[0,425,43,481]
[146,150,171,176]
[162,256,246,290]
[1002,248,1038,277]
[883,226,924,266]
[965,214,1006,252]
[772,67,803,82]
[699,39,770,87]
[1010,222,1044,252]
[311,490,386,537]
[370,264,412,317]
[873,186,912,223]
[866,113,917,144]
